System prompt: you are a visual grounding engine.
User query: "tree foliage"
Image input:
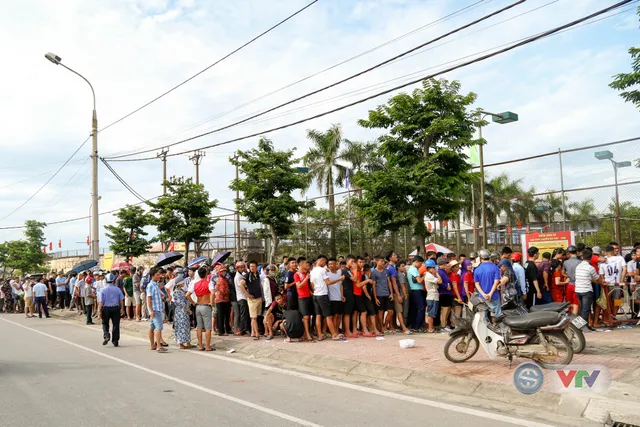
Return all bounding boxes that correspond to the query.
[0,220,47,274]
[104,205,156,261]
[353,78,479,252]
[230,137,310,263]
[150,177,218,262]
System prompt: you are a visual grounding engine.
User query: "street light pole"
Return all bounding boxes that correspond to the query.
[476,109,518,248]
[595,150,631,244]
[45,52,99,260]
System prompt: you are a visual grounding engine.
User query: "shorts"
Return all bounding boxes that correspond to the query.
[354,295,367,314]
[426,299,439,318]
[195,305,213,330]
[439,294,453,307]
[149,312,164,331]
[363,296,376,316]
[133,291,141,305]
[248,297,262,318]
[565,284,578,305]
[298,297,313,317]
[376,295,394,312]
[313,295,331,317]
[124,295,134,307]
[330,300,344,315]
[393,297,403,314]
[286,293,299,311]
[343,294,355,315]
[25,296,32,307]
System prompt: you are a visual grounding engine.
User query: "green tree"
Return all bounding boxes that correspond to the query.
[230,137,310,263]
[485,173,523,245]
[3,240,31,274]
[354,78,478,251]
[303,124,366,257]
[150,177,218,263]
[569,199,598,244]
[20,220,47,272]
[104,205,156,261]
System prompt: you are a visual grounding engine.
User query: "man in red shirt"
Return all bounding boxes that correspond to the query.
[295,257,314,342]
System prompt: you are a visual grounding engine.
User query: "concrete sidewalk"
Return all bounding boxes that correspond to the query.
[51,308,640,425]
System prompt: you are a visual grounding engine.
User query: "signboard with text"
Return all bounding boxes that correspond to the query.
[521,231,575,259]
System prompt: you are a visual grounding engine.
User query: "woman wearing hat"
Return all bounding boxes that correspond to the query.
[172,273,192,349]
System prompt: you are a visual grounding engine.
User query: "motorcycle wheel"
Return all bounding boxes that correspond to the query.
[565,323,586,354]
[531,331,573,369]
[444,333,479,363]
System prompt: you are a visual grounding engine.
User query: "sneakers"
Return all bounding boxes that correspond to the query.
[442,327,453,332]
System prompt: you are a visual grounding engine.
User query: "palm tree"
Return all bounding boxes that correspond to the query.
[485,173,523,246]
[514,187,546,232]
[304,124,373,256]
[569,199,597,243]
[543,193,568,231]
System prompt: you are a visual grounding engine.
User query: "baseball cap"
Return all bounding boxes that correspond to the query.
[566,245,577,253]
[425,259,437,268]
[105,273,115,283]
[512,252,523,262]
[436,257,448,266]
[592,246,601,255]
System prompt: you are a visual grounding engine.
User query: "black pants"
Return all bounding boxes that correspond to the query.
[65,290,72,307]
[238,299,250,334]
[85,304,93,323]
[577,291,594,325]
[102,306,121,343]
[216,302,232,334]
[57,291,66,309]
[35,297,49,318]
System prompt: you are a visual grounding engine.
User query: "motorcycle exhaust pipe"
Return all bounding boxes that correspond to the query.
[539,316,570,331]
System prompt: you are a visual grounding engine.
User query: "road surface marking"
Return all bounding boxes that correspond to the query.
[49,317,553,427]
[0,317,323,427]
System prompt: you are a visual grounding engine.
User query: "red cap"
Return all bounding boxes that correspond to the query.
[512,252,523,262]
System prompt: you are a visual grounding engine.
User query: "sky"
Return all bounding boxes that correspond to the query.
[0,0,638,252]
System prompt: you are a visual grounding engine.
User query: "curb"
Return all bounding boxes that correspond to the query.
[51,311,640,425]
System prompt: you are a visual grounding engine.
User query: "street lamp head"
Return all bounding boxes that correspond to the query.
[492,111,518,124]
[594,150,613,161]
[617,161,632,168]
[45,52,61,65]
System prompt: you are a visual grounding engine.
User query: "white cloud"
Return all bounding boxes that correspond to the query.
[0,0,638,249]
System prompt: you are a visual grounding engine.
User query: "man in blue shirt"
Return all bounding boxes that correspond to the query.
[147,267,168,353]
[99,273,124,347]
[407,256,426,331]
[33,278,50,318]
[55,272,68,310]
[473,249,502,321]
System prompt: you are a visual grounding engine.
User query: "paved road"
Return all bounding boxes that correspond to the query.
[0,315,553,427]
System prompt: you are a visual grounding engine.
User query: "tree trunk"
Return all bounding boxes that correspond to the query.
[390,230,397,252]
[456,217,462,254]
[184,240,190,266]
[359,189,365,256]
[328,179,337,258]
[269,225,279,264]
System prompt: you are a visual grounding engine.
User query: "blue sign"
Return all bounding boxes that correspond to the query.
[513,362,544,394]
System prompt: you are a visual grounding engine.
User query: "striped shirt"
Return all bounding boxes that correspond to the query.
[146,280,164,312]
[575,261,599,294]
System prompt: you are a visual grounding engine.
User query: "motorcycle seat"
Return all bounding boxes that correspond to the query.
[502,311,563,329]
[529,302,570,313]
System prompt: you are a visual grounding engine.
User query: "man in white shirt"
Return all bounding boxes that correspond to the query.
[23,280,34,318]
[599,245,627,320]
[33,279,50,318]
[575,248,600,330]
[93,272,106,319]
[310,255,341,341]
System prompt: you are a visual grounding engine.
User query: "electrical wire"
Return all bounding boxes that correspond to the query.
[105,0,634,163]
[102,0,491,159]
[98,0,320,133]
[100,158,149,203]
[0,136,91,221]
[44,157,91,205]
[104,0,527,160]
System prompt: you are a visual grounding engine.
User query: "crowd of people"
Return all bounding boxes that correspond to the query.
[1,242,638,351]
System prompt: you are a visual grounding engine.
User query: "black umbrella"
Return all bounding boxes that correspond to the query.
[156,252,183,267]
[70,260,98,274]
[211,251,232,265]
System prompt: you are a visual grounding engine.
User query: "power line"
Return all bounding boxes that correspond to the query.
[100,158,149,203]
[105,0,635,163]
[101,0,490,160]
[0,136,91,221]
[104,0,526,160]
[45,156,91,205]
[98,0,320,133]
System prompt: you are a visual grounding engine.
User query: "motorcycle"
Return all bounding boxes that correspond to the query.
[444,295,574,369]
[503,301,586,354]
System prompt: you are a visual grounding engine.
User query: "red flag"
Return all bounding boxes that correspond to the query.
[58,239,62,248]
[517,218,522,229]
[507,225,512,234]
[443,220,448,227]
[86,236,90,246]
[49,242,53,251]
[131,232,135,238]
[427,223,432,233]
[43,246,47,253]
[169,241,175,252]
[526,226,530,234]
[544,225,549,232]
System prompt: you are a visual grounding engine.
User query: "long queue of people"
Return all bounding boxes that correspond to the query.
[2,242,637,350]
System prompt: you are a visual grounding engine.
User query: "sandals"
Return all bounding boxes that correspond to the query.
[362,332,375,338]
[205,347,215,351]
[198,346,205,351]
[332,334,346,341]
[160,342,169,347]
[156,347,168,353]
[150,345,157,351]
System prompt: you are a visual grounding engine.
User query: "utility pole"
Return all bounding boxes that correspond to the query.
[157,148,169,195]
[189,150,205,185]
[233,153,241,261]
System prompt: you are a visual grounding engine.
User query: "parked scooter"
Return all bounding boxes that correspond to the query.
[502,301,586,354]
[444,295,574,369]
